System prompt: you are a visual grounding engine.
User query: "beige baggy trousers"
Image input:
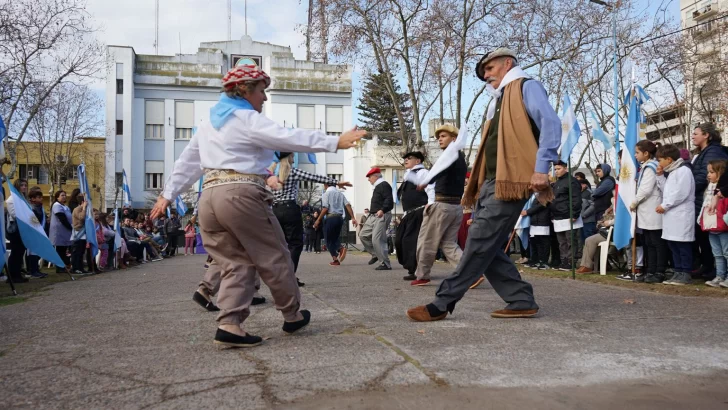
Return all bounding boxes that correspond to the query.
[415,202,463,280]
[197,183,302,327]
[200,259,263,299]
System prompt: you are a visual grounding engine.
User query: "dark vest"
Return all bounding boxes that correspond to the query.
[397,168,428,212]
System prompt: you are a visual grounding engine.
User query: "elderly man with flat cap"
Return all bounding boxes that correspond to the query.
[360,167,395,270]
[395,151,434,280]
[406,47,560,321]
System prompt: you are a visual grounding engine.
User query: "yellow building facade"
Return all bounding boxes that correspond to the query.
[2,137,107,210]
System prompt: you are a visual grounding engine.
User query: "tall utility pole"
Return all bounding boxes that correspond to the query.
[227,0,232,41]
[154,0,159,54]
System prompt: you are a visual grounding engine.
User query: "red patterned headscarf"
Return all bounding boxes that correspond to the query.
[222,64,271,90]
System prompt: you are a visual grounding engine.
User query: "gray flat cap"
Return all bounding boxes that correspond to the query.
[475,47,517,82]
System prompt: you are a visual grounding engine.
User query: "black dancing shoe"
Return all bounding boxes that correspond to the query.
[296,278,305,287]
[403,273,416,281]
[374,263,392,271]
[282,310,311,334]
[193,291,220,312]
[252,296,266,306]
[368,257,379,265]
[213,328,263,348]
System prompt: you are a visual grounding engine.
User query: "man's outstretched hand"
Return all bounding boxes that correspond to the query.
[150,197,171,220]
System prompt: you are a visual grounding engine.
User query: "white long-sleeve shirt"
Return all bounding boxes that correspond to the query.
[162,109,339,200]
[402,166,435,204]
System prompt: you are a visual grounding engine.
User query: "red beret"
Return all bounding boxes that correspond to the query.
[366,167,381,177]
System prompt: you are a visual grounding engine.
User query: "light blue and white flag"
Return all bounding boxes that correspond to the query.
[613,85,646,250]
[6,182,65,267]
[392,173,399,205]
[514,194,536,250]
[560,95,581,163]
[589,112,614,153]
[113,208,122,252]
[78,163,98,258]
[122,169,132,207]
[0,116,6,161]
[175,195,188,216]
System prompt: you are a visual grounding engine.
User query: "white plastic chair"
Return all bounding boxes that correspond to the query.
[598,227,614,276]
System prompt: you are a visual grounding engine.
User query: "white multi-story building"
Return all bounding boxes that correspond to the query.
[679,0,728,134]
[104,35,352,210]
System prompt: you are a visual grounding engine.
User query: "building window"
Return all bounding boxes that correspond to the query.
[145,160,164,190]
[175,101,194,140]
[116,120,123,135]
[327,174,343,182]
[146,173,164,190]
[116,79,123,94]
[146,124,164,139]
[18,164,41,180]
[145,100,165,139]
[326,106,343,137]
[297,105,316,129]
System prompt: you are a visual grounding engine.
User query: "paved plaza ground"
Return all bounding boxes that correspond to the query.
[2,252,728,409]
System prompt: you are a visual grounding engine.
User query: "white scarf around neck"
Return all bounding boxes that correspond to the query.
[485,66,530,121]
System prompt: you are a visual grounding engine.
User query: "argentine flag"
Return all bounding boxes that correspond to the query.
[613,86,646,250]
[113,208,122,252]
[589,112,614,153]
[175,195,188,216]
[79,164,98,258]
[392,173,399,205]
[6,182,65,267]
[122,169,132,207]
[560,95,581,163]
[515,194,536,250]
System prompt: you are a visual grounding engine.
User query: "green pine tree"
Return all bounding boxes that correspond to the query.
[356,72,412,136]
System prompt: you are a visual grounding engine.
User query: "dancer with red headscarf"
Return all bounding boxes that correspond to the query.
[151,64,365,348]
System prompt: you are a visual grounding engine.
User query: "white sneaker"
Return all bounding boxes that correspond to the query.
[706,277,723,287]
[515,257,528,264]
[720,279,728,288]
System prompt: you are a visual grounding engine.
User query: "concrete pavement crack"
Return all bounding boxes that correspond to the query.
[307,290,449,387]
[240,351,278,406]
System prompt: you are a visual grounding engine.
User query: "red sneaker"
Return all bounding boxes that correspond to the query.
[410,279,431,286]
[329,260,340,266]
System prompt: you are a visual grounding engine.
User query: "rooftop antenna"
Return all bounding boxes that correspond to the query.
[227,0,232,40]
[154,0,159,54]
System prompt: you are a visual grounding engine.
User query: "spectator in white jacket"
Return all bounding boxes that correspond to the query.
[656,144,695,286]
[630,140,668,283]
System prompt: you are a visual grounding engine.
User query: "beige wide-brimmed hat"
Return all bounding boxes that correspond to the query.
[475,47,517,82]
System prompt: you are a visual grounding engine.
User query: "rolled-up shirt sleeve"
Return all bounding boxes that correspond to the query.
[523,80,561,174]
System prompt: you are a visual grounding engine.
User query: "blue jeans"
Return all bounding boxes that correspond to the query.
[581,222,597,243]
[324,215,344,259]
[667,241,693,273]
[709,233,728,280]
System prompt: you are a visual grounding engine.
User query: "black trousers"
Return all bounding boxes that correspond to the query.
[71,239,87,272]
[530,235,551,265]
[643,229,668,274]
[8,230,26,280]
[55,245,71,272]
[395,207,424,274]
[273,201,304,272]
[549,226,560,264]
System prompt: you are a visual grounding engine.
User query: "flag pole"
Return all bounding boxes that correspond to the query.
[3,266,17,296]
[568,159,575,280]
